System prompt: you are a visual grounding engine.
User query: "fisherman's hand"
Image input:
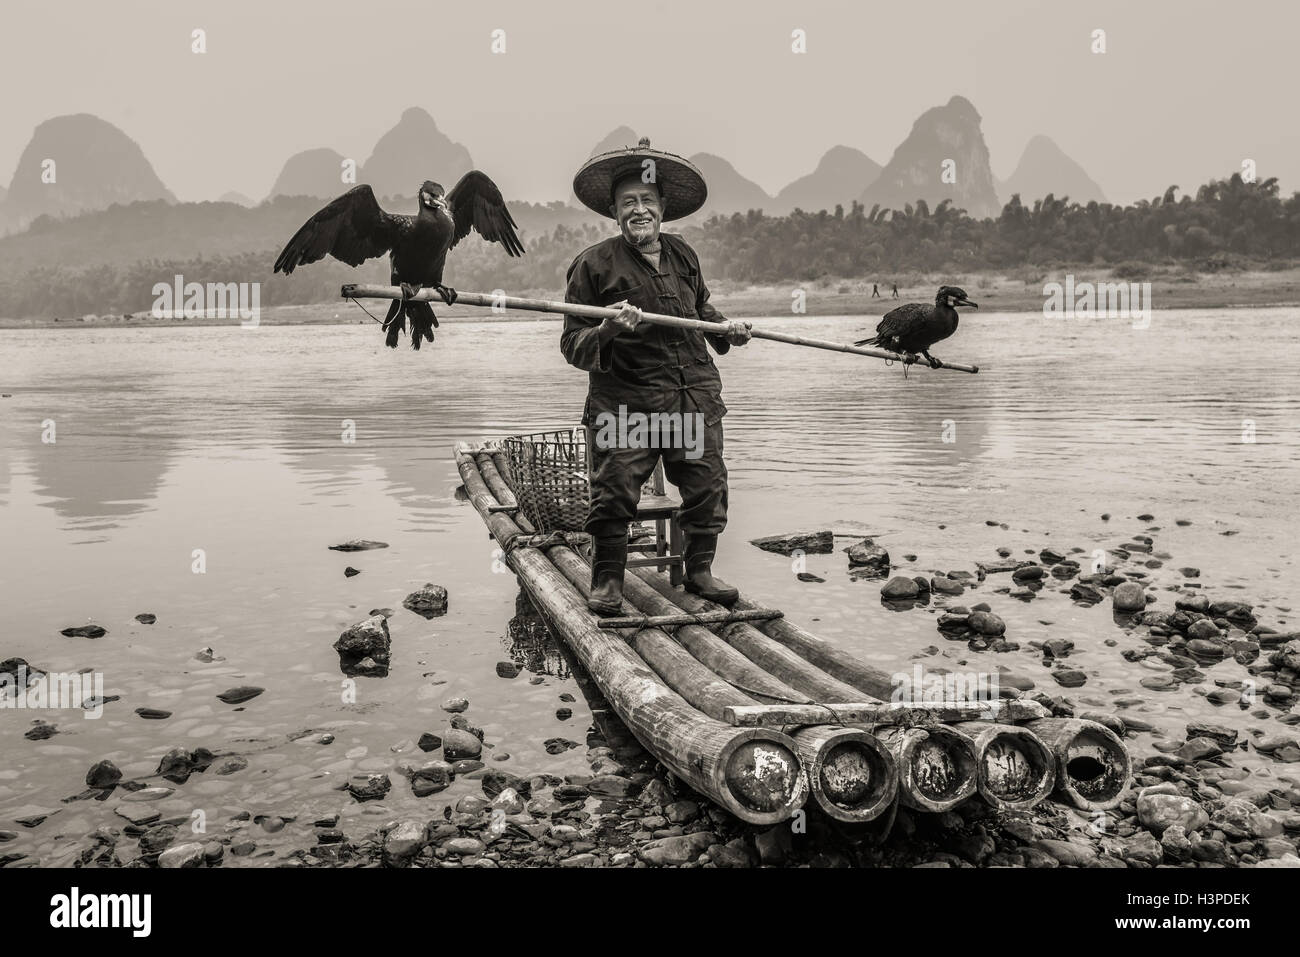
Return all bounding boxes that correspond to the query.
[603,300,643,336]
[724,320,752,346]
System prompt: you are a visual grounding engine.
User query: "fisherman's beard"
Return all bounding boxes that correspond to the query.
[621,216,660,247]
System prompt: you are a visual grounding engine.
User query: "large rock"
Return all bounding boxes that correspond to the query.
[844,539,890,574]
[881,576,920,600]
[967,610,1006,637]
[334,615,391,659]
[637,831,716,866]
[442,729,482,762]
[1120,831,1164,866]
[1271,640,1300,673]
[85,760,121,789]
[384,820,428,859]
[481,769,531,799]
[403,583,449,618]
[1211,799,1283,840]
[750,531,832,555]
[1136,791,1208,834]
[1032,839,1096,867]
[1112,582,1147,612]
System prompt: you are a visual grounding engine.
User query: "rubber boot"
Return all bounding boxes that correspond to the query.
[587,526,628,617]
[682,532,739,606]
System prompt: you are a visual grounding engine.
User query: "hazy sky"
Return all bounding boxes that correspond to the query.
[3,0,1295,205]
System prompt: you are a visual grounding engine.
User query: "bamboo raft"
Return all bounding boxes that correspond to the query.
[455,442,1131,825]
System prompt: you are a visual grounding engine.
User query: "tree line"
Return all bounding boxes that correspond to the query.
[1,174,1297,318]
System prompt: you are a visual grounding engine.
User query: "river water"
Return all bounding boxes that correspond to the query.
[1,308,1298,864]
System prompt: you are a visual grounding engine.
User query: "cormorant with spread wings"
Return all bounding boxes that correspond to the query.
[273,171,525,349]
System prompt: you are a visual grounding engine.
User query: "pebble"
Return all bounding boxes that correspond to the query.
[1053,669,1088,688]
[60,624,107,639]
[328,540,388,551]
[157,842,205,868]
[347,773,391,802]
[217,686,264,705]
[443,837,486,856]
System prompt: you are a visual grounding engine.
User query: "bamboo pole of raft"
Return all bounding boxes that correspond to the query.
[470,450,810,706]
[596,608,782,630]
[343,284,979,374]
[951,722,1056,812]
[544,547,764,721]
[455,444,807,823]
[1024,718,1132,811]
[630,566,871,702]
[794,726,899,823]
[614,569,814,705]
[735,594,917,701]
[874,725,979,813]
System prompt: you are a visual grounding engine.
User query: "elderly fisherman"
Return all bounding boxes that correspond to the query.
[562,138,751,616]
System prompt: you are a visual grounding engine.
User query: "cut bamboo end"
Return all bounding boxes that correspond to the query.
[1024,718,1132,811]
[719,731,807,817]
[952,722,1056,812]
[795,726,898,823]
[875,725,979,813]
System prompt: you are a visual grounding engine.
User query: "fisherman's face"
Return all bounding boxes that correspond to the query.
[612,180,663,247]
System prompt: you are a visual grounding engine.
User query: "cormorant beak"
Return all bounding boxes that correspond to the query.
[957,297,978,309]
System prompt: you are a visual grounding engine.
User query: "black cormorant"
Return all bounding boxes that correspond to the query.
[273,171,524,349]
[855,285,977,368]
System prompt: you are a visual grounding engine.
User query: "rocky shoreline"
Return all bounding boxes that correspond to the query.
[4,517,1299,869]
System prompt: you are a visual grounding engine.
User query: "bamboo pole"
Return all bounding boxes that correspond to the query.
[343,284,979,374]
[722,700,1048,728]
[544,546,758,722]
[631,566,869,703]
[596,608,782,630]
[616,561,812,705]
[476,450,809,705]
[736,595,909,702]
[455,444,807,823]
[874,725,979,813]
[794,727,898,823]
[1024,718,1131,812]
[951,722,1056,812]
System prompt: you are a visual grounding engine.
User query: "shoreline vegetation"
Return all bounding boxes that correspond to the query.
[3,266,1300,330]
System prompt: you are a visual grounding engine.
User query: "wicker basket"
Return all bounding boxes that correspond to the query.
[498,428,591,533]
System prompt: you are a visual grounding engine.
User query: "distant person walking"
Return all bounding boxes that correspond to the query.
[891,283,900,299]
[871,283,880,298]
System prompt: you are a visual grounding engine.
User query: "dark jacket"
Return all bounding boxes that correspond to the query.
[561,232,731,427]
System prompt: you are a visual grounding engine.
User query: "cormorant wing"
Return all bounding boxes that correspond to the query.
[273,185,401,274]
[876,302,928,339]
[446,171,525,257]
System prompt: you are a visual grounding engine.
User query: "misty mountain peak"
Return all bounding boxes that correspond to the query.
[1001,135,1106,204]
[2,113,174,233]
[859,95,1001,219]
[362,108,473,201]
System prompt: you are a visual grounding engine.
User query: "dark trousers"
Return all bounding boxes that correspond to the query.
[586,418,728,540]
